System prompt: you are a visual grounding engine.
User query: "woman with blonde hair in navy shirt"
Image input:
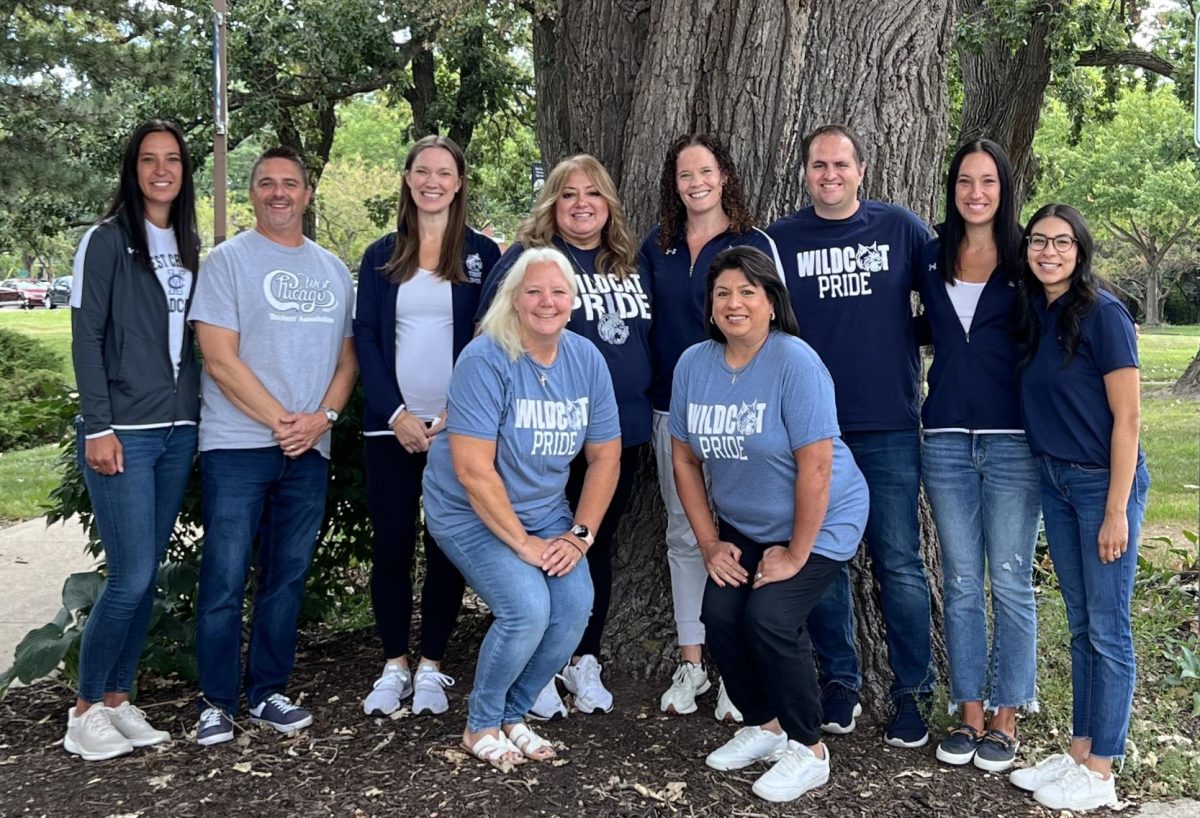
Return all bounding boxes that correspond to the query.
[642,134,782,721]
[918,139,1040,773]
[354,135,500,719]
[1009,203,1147,813]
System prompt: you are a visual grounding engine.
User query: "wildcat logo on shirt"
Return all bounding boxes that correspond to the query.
[465,253,483,284]
[794,241,892,299]
[686,400,767,461]
[515,397,590,455]
[263,269,338,322]
[573,272,651,342]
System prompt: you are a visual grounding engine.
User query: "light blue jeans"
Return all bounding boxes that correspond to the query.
[922,432,1041,712]
[1039,453,1149,759]
[434,516,593,732]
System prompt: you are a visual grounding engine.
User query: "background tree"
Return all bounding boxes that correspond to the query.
[533,0,954,708]
[1031,85,1200,326]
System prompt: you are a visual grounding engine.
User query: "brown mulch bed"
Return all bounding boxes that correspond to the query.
[0,616,1121,818]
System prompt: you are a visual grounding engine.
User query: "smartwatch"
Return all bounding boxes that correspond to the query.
[571,524,595,548]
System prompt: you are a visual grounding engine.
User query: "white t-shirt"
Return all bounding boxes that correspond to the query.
[145,222,193,378]
[395,268,453,421]
[945,278,987,334]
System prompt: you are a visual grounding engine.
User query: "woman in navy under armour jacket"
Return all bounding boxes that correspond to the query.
[354,135,499,720]
[642,134,782,721]
[918,140,1040,774]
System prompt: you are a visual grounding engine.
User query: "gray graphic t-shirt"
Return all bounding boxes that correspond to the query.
[189,229,354,457]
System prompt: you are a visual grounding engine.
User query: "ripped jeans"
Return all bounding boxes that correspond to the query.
[922,432,1041,712]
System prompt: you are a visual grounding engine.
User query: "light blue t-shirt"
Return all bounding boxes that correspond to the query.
[423,330,622,537]
[668,332,868,561]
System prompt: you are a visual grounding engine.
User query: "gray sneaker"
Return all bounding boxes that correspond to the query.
[107,701,171,747]
[249,693,312,734]
[196,706,235,747]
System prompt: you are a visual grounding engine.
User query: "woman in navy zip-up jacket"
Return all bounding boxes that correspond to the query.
[918,140,1040,773]
[642,134,782,722]
[354,135,500,719]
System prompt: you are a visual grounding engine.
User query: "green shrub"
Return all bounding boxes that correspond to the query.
[0,327,73,452]
[2,383,375,696]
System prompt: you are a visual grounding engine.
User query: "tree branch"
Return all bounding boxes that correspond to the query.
[1076,47,1175,77]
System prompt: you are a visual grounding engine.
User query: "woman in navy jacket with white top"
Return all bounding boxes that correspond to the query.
[1008,204,1147,813]
[354,135,500,719]
[641,134,782,721]
[918,140,1040,773]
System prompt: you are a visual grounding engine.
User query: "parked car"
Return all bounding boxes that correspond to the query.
[48,276,71,309]
[0,279,49,308]
[0,281,23,309]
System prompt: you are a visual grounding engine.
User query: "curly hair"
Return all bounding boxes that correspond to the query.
[656,134,754,252]
[515,155,637,279]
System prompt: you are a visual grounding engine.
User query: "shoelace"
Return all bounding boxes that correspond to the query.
[1054,764,1096,793]
[574,661,602,689]
[82,707,122,737]
[199,708,226,730]
[116,704,151,725]
[415,669,455,691]
[374,668,410,691]
[264,693,299,713]
[670,662,698,685]
[980,729,1015,750]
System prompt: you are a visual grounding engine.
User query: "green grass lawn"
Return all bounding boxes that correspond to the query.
[1138,328,1200,539]
[0,443,63,523]
[0,307,73,384]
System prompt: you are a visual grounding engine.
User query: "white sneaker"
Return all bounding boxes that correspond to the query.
[752,741,831,802]
[705,725,788,771]
[659,661,711,715]
[1009,752,1079,792]
[528,677,568,720]
[106,701,170,747]
[1033,763,1118,811]
[560,655,613,714]
[713,677,743,723]
[362,663,413,716]
[63,706,134,761]
[412,663,455,716]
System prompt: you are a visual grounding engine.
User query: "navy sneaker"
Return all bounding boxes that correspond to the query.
[249,693,313,734]
[196,706,235,747]
[819,685,862,735]
[884,696,929,748]
[935,723,981,765]
[973,729,1019,772]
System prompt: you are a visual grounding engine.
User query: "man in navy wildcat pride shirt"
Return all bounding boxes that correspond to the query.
[767,124,935,748]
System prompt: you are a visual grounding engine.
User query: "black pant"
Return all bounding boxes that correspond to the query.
[701,519,842,745]
[364,435,465,661]
[565,444,641,658]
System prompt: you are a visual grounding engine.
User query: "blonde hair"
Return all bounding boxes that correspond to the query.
[480,247,578,360]
[516,155,638,279]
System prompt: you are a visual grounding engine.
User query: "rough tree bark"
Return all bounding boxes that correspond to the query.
[1174,347,1200,396]
[534,0,952,713]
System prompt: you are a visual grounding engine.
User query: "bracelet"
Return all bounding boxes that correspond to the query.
[558,537,585,557]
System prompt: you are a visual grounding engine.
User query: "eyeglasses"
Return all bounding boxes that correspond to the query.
[1027,234,1077,252]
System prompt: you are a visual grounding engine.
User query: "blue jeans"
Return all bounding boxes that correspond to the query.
[76,423,197,702]
[808,429,934,699]
[1039,454,1149,759]
[434,517,593,733]
[196,448,328,713]
[923,433,1041,711]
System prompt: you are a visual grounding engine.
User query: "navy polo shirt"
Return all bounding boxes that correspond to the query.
[641,225,782,411]
[1020,287,1139,469]
[769,200,931,431]
[917,238,1024,431]
[475,238,653,446]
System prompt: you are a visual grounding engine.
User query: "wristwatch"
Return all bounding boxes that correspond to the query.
[320,406,339,425]
[571,524,595,548]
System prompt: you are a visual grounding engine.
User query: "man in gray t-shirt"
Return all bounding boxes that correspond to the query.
[188,147,357,747]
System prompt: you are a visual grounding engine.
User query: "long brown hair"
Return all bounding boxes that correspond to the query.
[515,155,637,279]
[656,134,754,252]
[384,135,468,284]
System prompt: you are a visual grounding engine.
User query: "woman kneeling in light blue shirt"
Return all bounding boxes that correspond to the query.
[422,247,622,770]
[670,246,868,803]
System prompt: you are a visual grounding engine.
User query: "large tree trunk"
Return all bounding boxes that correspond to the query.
[955,0,1062,200]
[1175,347,1200,396]
[534,0,953,713]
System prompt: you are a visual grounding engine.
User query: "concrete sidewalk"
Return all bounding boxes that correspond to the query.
[0,516,94,670]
